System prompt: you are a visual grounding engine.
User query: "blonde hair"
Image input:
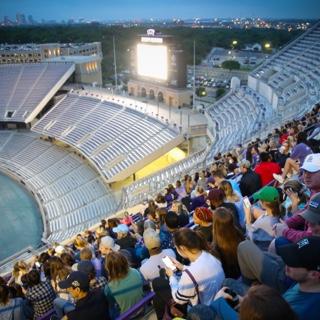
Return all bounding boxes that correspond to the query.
[219,180,239,203]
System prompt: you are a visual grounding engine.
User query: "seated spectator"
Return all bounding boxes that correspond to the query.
[274,140,291,168]
[239,160,261,198]
[237,236,320,320]
[281,180,308,218]
[165,184,178,207]
[160,211,179,250]
[49,256,71,300]
[212,208,244,279]
[245,186,283,250]
[113,224,137,251]
[77,261,107,290]
[156,228,224,309]
[220,180,245,228]
[274,131,313,184]
[0,284,27,320]
[212,169,242,196]
[104,251,143,314]
[190,186,207,211]
[24,269,56,319]
[8,261,29,286]
[211,284,297,320]
[175,180,187,201]
[254,152,281,186]
[79,247,103,278]
[208,188,241,229]
[271,155,320,243]
[121,211,133,226]
[59,271,110,320]
[171,200,189,227]
[246,145,260,169]
[140,229,176,283]
[155,194,167,208]
[99,236,133,266]
[193,207,213,242]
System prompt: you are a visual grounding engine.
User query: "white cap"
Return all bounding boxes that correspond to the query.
[54,245,65,255]
[100,236,120,251]
[301,154,320,173]
[112,224,129,234]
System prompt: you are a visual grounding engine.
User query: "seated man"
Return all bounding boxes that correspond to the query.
[59,271,110,320]
[218,237,320,320]
[139,229,176,284]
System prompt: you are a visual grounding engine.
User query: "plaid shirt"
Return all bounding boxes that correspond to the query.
[90,276,108,290]
[26,280,56,319]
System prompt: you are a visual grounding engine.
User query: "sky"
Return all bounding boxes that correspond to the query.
[1,0,320,21]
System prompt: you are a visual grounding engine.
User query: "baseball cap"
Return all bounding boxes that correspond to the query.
[301,193,320,224]
[59,271,89,291]
[301,154,320,173]
[208,188,225,201]
[277,237,320,271]
[112,224,129,234]
[100,236,120,251]
[77,260,95,275]
[253,186,279,202]
[143,229,160,250]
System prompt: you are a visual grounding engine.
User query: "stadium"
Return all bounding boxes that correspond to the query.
[0,19,320,320]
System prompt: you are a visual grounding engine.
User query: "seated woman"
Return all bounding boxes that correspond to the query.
[0,284,27,320]
[193,207,213,242]
[244,186,284,251]
[273,131,313,184]
[157,228,225,310]
[212,208,245,279]
[219,180,245,228]
[104,251,143,315]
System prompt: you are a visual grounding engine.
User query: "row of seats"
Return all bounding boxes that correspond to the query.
[0,131,117,243]
[251,20,320,119]
[0,62,74,122]
[32,93,179,181]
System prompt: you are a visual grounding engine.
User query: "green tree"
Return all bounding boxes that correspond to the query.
[221,60,241,70]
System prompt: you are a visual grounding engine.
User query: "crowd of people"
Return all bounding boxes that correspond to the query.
[0,104,320,320]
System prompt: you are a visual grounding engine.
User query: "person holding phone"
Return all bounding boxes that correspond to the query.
[163,228,225,306]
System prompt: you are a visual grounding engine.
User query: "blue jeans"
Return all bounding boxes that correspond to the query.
[53,297,75,319]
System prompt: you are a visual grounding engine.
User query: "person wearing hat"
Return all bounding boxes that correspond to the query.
[193,207,213,242]
[272,154,320,244]
[77,261,107,290]
[139,229,176,283]
[278,237,320,320]
[244,186,284,251]
[239,159,262,197]
[58,271,110,320]
[113,224,137,251]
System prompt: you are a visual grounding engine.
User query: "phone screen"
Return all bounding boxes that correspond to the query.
[162,256,177,271]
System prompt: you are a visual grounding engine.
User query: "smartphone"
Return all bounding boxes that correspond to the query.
[243,196,251,208]
[162,256,177,271]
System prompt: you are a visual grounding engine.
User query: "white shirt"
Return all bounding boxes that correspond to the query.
[169,251,225,306]
[140,249,176,282]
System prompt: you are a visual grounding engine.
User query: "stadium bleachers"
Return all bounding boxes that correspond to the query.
[32,93,182,182]
[0,62,75,123]
[249,20,320,121]
[0,131,117,243]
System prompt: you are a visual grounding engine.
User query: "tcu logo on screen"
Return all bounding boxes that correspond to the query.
[147,29,156,36]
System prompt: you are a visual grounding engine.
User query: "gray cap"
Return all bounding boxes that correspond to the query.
[240,159,251,169]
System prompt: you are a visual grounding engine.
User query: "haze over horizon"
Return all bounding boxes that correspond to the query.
[1,0,320,22]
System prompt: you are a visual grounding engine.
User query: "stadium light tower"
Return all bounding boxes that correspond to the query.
[113,36,118,92]
[192,40,196,110]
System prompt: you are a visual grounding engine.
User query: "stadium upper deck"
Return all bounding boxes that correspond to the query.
[0,62,75,123]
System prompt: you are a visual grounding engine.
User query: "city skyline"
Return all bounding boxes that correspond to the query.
[1,0,320,22]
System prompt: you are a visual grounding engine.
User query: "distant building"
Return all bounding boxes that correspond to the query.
[46,55,103,86]
[0,42,102,64]
[16,13,27,25]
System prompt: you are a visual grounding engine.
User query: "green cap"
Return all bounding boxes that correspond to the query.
[253,186,279,202]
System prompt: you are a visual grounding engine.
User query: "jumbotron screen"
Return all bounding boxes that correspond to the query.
[137,43,168,81]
